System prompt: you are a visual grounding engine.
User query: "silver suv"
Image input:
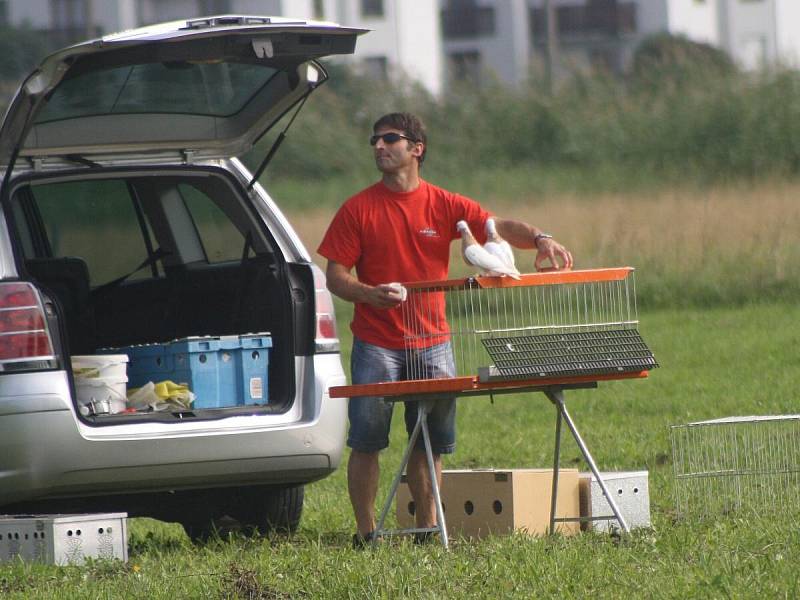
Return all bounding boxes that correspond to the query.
[0,15,363,539]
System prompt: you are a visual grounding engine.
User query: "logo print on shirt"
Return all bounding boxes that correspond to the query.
[418,228,439,238]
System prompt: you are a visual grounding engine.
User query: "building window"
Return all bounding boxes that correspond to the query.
[441,0,495,39]
[531,1,637,38]
[361,0,384,18]
[447,51,481,84]
[362,56,388,80]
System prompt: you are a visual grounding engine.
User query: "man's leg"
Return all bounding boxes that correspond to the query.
[406,447,442,529]
[348,449,380,536]
[347,338,404,539]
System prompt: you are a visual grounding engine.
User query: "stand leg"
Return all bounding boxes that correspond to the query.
[549,402,563,535]
[420,401,449,548]
[373,404,424,544]
[547,389,630,533]
[373,400,449,549]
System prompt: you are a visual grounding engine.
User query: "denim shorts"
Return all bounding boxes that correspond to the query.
[347,337,456,454]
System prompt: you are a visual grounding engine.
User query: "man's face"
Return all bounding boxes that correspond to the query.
[372,127,423,174]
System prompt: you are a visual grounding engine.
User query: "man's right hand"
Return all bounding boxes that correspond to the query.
[326,261,405,309]
[366,284,405,309]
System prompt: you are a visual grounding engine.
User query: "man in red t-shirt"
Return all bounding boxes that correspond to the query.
[318,112,573,546]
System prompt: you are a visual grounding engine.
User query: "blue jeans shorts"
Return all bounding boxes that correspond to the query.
[347,337,456,454]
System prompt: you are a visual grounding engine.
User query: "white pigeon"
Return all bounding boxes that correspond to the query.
[484,218,520,276]
[456,220,521,279]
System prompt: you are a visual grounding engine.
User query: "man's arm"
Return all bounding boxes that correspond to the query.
[494,218,574,271]
[325,260,403,309]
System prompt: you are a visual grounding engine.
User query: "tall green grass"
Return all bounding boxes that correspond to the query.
[248,62,800,194]
[286,179,800,310]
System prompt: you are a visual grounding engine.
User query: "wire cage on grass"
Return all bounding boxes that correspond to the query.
[671,415,800,518]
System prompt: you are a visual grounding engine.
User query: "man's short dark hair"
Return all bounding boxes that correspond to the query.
[373,112,427,165]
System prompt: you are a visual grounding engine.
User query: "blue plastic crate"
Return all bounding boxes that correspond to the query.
[102,333,272,409]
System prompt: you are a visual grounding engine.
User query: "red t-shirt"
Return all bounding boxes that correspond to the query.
[318,179,490,349]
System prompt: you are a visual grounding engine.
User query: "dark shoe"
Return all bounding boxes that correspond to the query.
[413,531,436,545]
[352,530,378,549]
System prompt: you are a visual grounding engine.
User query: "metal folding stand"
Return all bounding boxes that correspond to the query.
[370,384,631,549]
[546,387,629,534]
[373,398,449,548]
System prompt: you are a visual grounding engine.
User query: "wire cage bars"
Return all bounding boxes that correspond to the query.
[399,268,657,385]
[671,415,800,518]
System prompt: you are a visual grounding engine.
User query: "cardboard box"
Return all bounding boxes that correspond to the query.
[396,468,580,538]
[579,471,651,532]
[0,513,128,565]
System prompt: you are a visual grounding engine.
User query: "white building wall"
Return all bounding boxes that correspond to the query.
[116,0,139,31]
[394,2,443,95]
[329,0,442,95]
[664,0,718,45]
[775,0,800,67]
[278,0,313,18]
[718,0,778,69]
[8,0,49,28]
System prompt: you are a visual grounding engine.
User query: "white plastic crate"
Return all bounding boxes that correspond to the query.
[579,471,651,532]
[0,513,128,565]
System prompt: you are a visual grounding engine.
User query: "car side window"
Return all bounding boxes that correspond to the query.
[27,179,159,286]
[179,183,246,263]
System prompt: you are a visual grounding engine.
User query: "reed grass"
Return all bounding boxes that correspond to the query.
[285,177,800,309]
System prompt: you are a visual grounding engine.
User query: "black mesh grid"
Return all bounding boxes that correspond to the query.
[481,329,658,379]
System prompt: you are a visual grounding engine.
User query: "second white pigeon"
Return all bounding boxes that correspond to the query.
[456,220,521,279]
[484,217,519,276]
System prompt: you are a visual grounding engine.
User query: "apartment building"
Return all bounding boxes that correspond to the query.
[440,0,800,86]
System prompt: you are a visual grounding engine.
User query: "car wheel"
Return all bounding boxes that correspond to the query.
[174,489,231,543]
[234,484,304,535]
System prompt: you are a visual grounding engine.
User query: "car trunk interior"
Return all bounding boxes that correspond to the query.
[8,166,305,421]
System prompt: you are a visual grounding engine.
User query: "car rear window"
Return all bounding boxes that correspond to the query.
[24,179,161,286]
[34,61,280,123]
[13,174,260,287]
[180,183,246,263]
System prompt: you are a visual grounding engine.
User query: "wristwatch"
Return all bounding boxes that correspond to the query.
[534,232,553,246]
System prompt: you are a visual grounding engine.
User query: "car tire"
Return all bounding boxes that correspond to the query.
[234,484,304,535]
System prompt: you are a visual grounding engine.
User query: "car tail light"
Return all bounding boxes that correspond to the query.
[311,264,340,353]
[0,281,57,371]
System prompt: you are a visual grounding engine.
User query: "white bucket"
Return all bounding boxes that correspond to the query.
[72,355,129,414]
[75,375,129,414]
[72,354,129,380]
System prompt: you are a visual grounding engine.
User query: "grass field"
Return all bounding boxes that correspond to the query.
[1,302,798,599]
[3,178,800,598]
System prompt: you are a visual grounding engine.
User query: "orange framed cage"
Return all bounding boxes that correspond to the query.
[330,267,657,400]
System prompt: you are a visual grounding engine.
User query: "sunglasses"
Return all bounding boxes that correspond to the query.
[369,132,417,146]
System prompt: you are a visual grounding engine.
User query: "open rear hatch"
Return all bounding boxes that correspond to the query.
[0,15,364,421]
[0,15,365,172]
